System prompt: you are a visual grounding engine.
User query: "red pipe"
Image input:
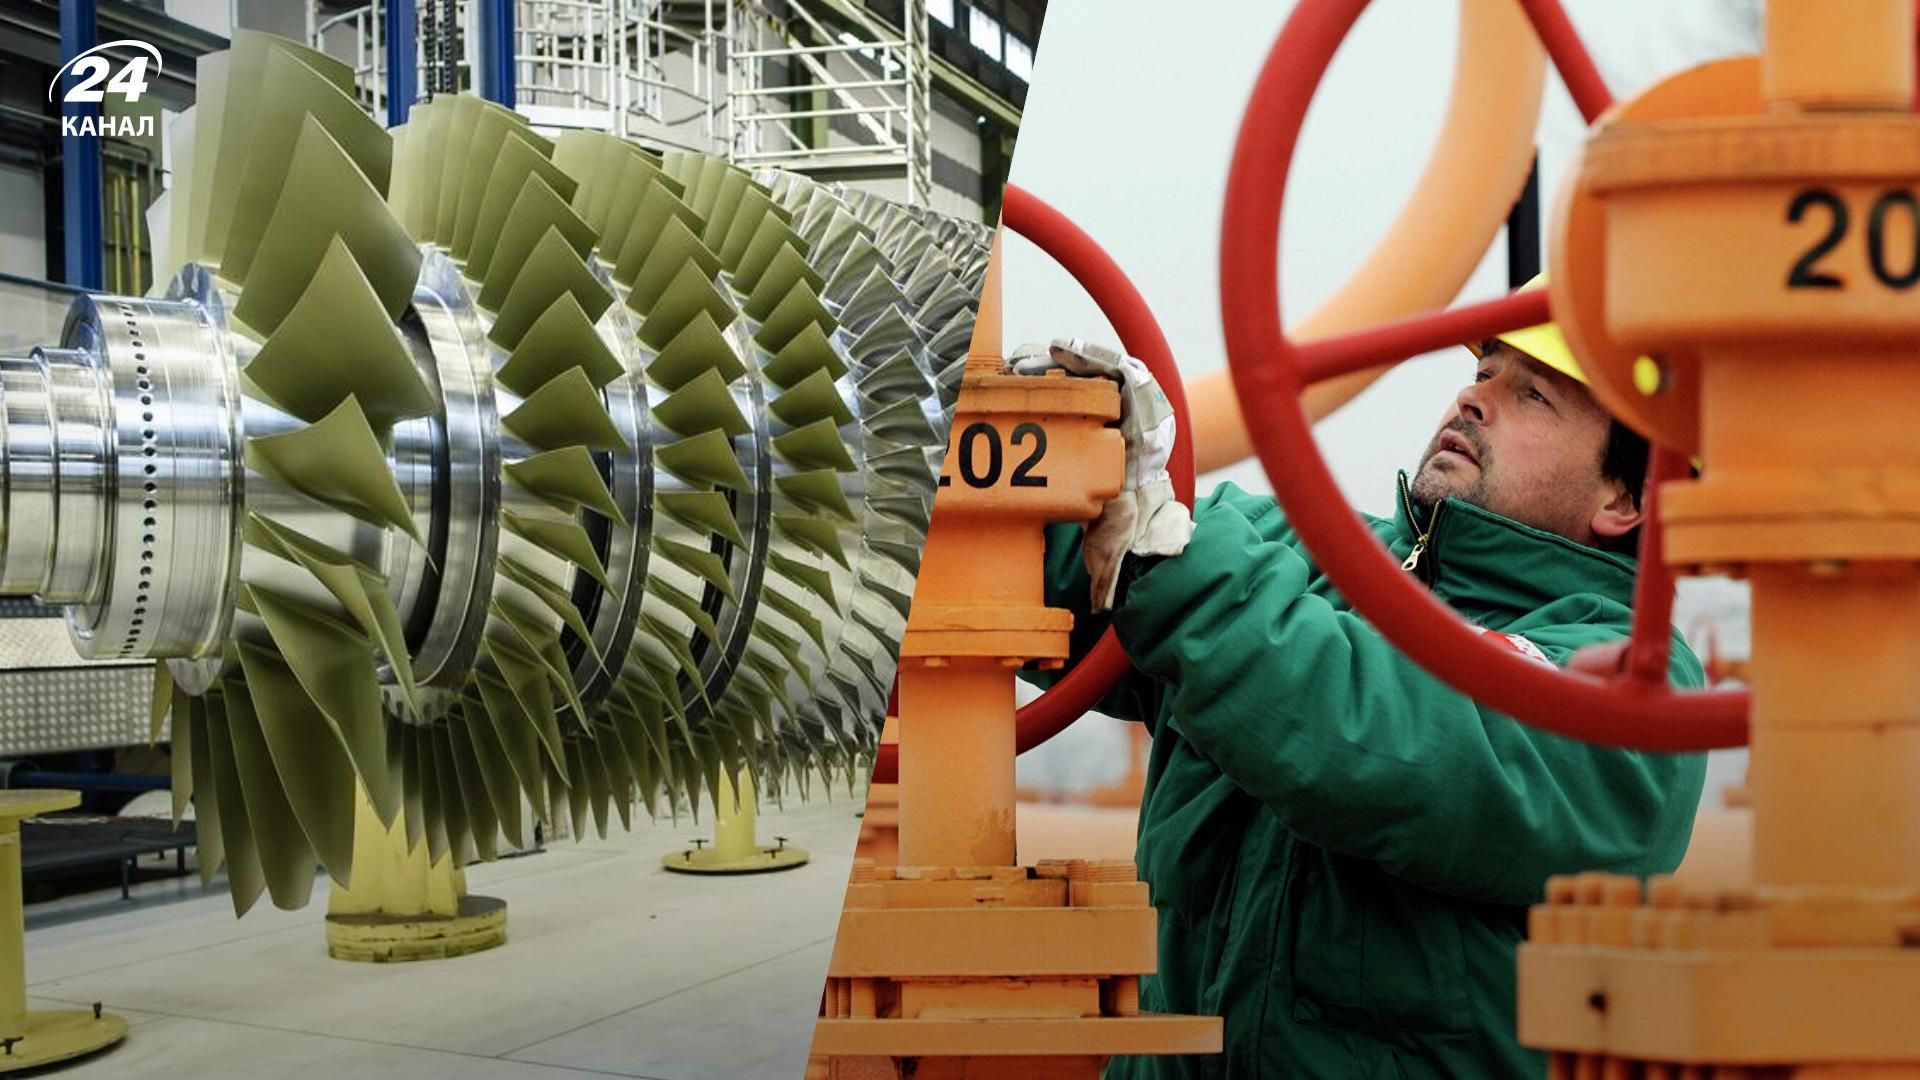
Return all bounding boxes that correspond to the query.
[1298,291,1549,384]
[1217,0,1748,751]
[1622,447,1688,687]
[1515,0,1614,124]
[871,186,1193,785]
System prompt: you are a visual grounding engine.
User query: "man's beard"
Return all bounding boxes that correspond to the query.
[1409,420,1490,516]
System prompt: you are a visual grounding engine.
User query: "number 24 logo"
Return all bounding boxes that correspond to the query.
[49,41,162,105]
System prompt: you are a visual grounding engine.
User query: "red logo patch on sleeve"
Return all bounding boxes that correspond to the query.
[1478,629,1554,666]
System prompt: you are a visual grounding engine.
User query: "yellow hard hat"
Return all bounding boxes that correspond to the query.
[1465,273,1587,385]
[1468,274,1678,449]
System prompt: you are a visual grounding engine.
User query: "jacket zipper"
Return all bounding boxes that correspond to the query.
[1397,474,1445,578]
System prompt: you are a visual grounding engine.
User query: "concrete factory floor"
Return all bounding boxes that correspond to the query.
[21,785,869,1080]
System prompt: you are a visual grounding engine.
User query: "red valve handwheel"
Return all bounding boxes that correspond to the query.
[870,185,1194,786]
[1001,186,1196,750]
[1217,0,1749,751]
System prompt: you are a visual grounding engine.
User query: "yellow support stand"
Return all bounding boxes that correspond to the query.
[324,788,507,962]
[661,770,809,874]
[0,791,125,1070]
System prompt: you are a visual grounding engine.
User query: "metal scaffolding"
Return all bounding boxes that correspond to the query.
[310,3,384,114]
[726,0,931,201]
[307,0,930,198]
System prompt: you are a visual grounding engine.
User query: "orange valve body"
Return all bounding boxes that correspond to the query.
[811,206,1219,1079]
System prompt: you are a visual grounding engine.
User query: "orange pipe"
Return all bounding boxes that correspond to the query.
[1747,564,1920,889]
[1763,0,1915,111]
[893,230,1124,868]
[902,231,1018,868]
[898,660,1019,868]
[1189,0,1547,473]
[968,229,1004,374]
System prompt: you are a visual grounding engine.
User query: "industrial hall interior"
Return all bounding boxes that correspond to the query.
[0,0,1036,1077]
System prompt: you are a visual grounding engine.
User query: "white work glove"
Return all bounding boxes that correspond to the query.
[1007,338,1194,612]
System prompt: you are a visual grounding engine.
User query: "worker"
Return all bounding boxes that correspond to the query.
[1016,287,1706,1079]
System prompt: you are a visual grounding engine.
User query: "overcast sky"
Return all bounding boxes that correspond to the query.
[1005,0,1758,797]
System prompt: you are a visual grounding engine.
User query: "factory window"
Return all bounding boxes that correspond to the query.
[969,9,1004,61]
[929,0,955,27]
[1005,35,1033,81]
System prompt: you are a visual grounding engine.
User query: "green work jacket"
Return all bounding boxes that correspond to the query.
[1034,478,1706,1079]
